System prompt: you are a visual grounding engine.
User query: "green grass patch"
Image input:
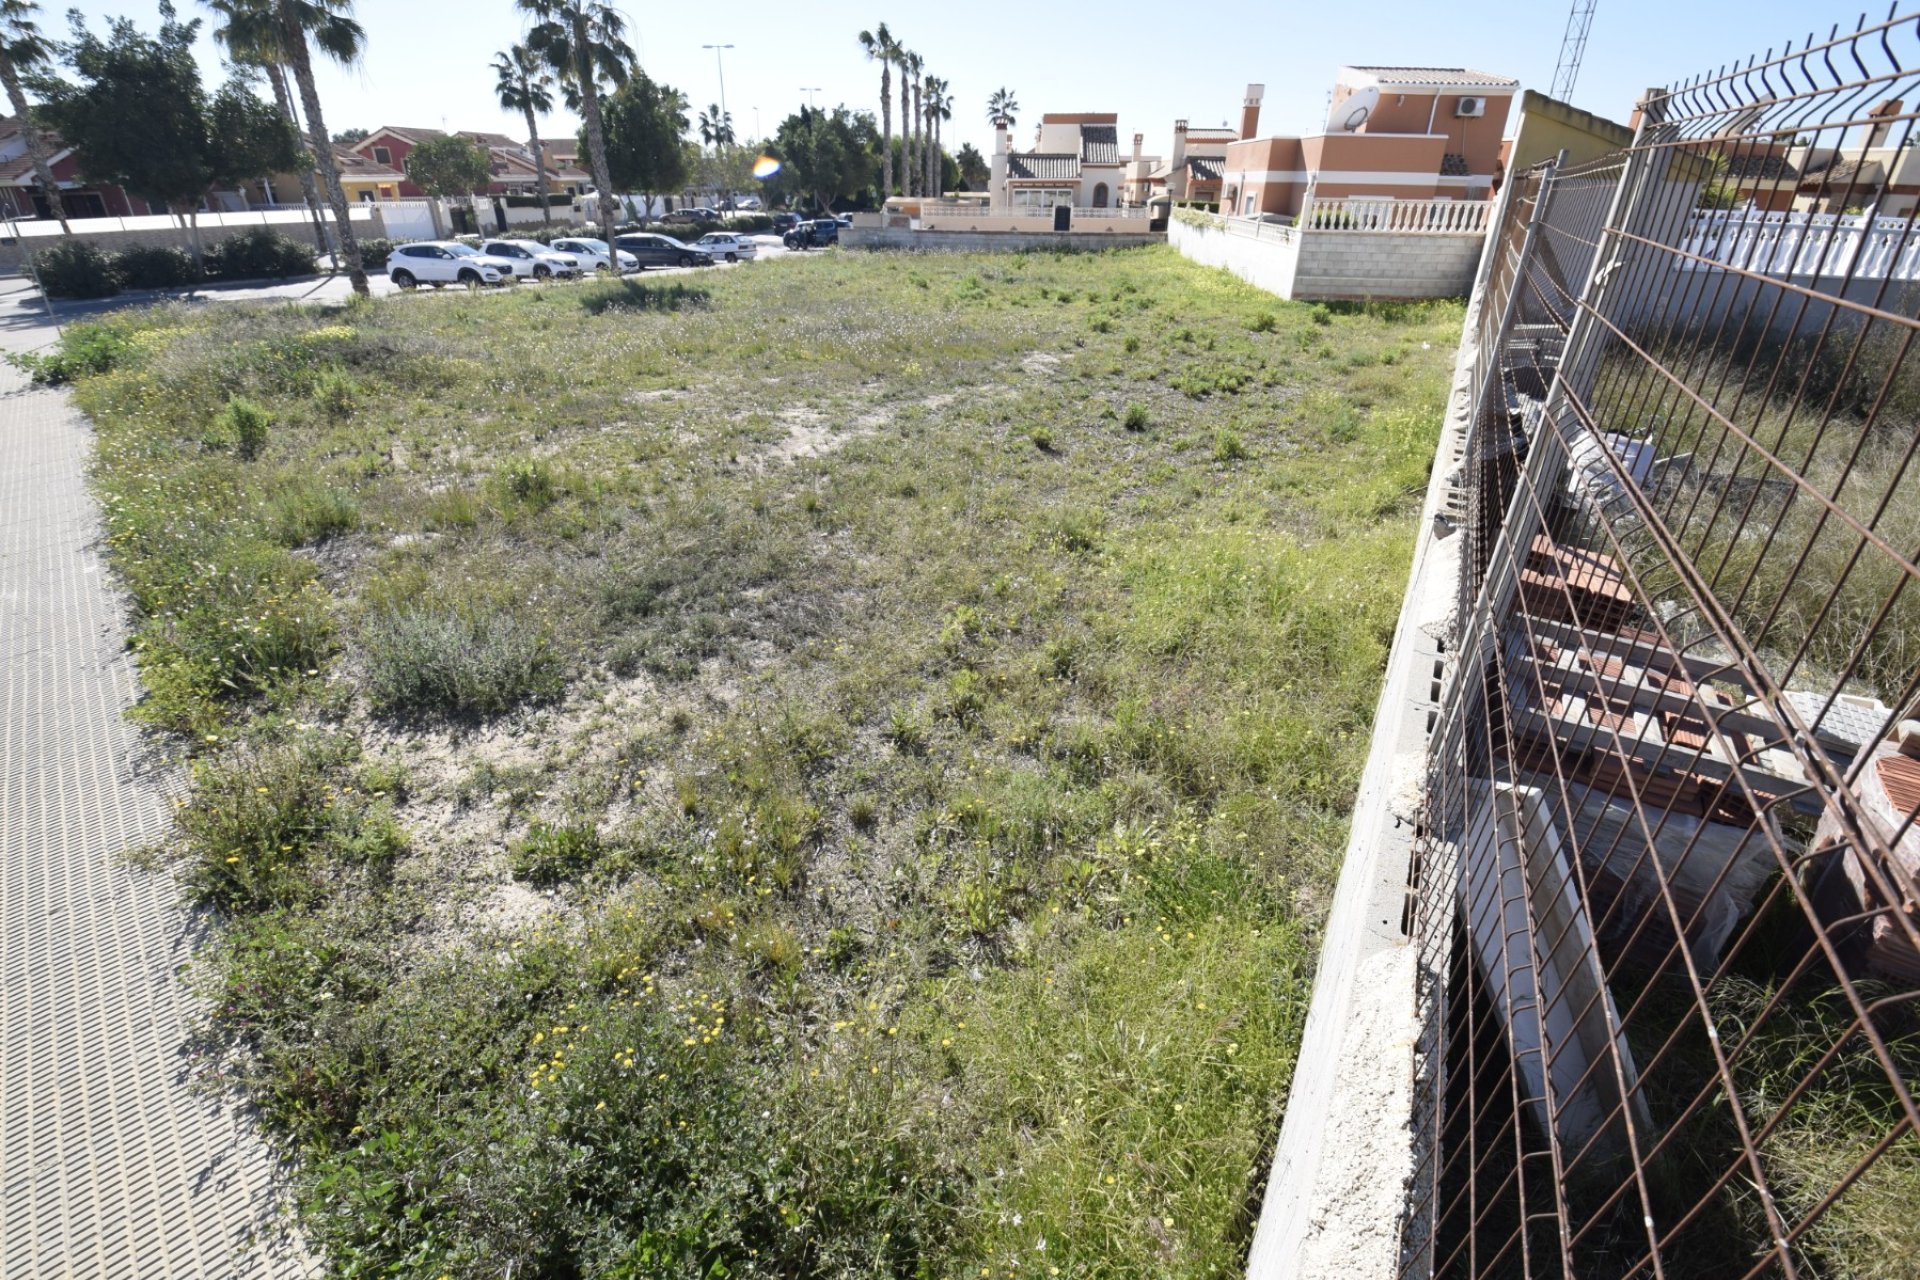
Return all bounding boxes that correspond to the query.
[70,247,1462,1277]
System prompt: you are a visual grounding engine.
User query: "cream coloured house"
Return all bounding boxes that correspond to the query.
[989,113,1129,210]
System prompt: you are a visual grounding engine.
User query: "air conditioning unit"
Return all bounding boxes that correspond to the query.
[1456,97,1486,118]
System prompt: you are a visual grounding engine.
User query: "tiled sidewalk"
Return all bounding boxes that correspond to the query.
[0,342,309,1278]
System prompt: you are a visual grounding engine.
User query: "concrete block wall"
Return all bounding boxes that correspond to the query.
[1294,232,1484,300]
[1168,215,1485,301]
[842,226,1165,253]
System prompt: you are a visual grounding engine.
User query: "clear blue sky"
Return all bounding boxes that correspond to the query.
[55,0,1860,162]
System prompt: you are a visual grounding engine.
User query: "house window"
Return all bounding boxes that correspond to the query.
[1091,183,1109,208]
[378,185,394,200]
[372,145,392,166]
[1244,194,1255,215]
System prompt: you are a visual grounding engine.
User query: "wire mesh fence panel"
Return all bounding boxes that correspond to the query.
[1404,11,1920,1279]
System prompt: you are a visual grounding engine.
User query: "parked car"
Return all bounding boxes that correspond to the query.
[386,241,516,289]
[611,233,714,269]
[782,219,840,250]
[661,207,717,224]
[694,232,758,262]
[479,239,583,280]
[547,236,640,274]
[771,212,800,232]
[835,214,853,227]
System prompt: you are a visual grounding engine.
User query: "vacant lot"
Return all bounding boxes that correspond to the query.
[63,248,1461,1278]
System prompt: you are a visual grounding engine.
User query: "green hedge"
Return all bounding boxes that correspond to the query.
[31,229,319,298]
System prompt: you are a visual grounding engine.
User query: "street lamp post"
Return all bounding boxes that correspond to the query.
[800,87,821,110]
[703,43,735,137]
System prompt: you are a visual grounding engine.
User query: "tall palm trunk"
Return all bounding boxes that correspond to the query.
[913,80,924,199]
[278,0,366,295]
[521,101,551,225]
[878,62,891,200]
[572,14,615,242]
[0,51,68,233]
[929,112,940,198]
[898,70,911,197]
[264,62,330,262]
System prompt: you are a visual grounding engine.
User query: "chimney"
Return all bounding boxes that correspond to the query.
[1170,120,1189,199]
[1241,84,1265,141]
[991,125,1010,209]
[1867,98,1905,150]
[1132,132,1143,163]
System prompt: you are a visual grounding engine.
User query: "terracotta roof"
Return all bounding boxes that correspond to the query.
[1080,125,1119,165]
[1801,156,1887,190]
[332,146,406,182]
[1007,153,1080,180]
[1722,152,1799,181]
[1346,66,1519,89]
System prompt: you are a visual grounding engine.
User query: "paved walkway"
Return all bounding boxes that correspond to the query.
[0,314,308,1276]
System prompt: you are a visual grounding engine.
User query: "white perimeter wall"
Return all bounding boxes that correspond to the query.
[1169,216,1484,301]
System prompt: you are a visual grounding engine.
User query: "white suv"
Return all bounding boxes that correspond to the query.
[548,236,639,274]
[478,238,583,280]
[387,242,516,289]
[694,232,757,262]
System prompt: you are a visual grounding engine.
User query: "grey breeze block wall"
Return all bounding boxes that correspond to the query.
[843,226,1166,253]
[1291,232,1484,301]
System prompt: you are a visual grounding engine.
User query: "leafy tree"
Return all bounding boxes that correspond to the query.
[987,86,1018,130]
[205,0,329,254]
[405,134,490,199]
[923,74,949,197]
[270,0,370,295]
[35,6,298,267]
[767,104,876,212]
[0,1,69,231]
[598,72,688,224]
[856,23,896,197]
[520,0,632,243]
[955,142,987,191]
[493,44,554,219]
[331,125,366,143]
[694,143,756,209]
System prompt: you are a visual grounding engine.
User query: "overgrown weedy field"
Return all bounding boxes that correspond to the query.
[64,247,1462,1278]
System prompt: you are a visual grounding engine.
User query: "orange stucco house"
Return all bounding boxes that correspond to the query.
[1223,66,1519,221]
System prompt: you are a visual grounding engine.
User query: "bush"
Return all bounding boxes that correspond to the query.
[354,237,395,270]
[14,322,134,385]
[114,244,201,290]
[33,240,119,298]
[218,397,272,460]
[1123,402,1150,431]
[361,605,563,717]
[205,227,317,281]
[510,820,605,884]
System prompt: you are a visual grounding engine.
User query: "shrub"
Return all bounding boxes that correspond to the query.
[220,397,272,460]
[361,604,563,717]
[510,820,604,884]
[33,240,119,298]
[113,244,201,290]
[354,237,395,270]
[1123,402,1150,431]
[1250,311,1278,333]
[205,227,317,281]
[15,322,134,385]
[310,369,357,420]
[1212,428,1249,462]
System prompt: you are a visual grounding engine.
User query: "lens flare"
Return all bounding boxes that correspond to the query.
[752,155,782,180]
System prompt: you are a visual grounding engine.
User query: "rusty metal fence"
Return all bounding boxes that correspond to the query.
[1403,11,1920,1279]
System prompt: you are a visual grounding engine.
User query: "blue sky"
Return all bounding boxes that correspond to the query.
[56,0,1859,161]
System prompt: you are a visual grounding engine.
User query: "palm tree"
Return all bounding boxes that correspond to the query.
[0,2,68,232]
[520,0,631,244]
[856,23,895,199]
[925,76,950,198]
[908,56,926,198]
[698,103,732,152]
[274,0,370,295]
[987,86,1018,131]
[493,45,554,225]
[897,48,919,196]
[207,0,328,250]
